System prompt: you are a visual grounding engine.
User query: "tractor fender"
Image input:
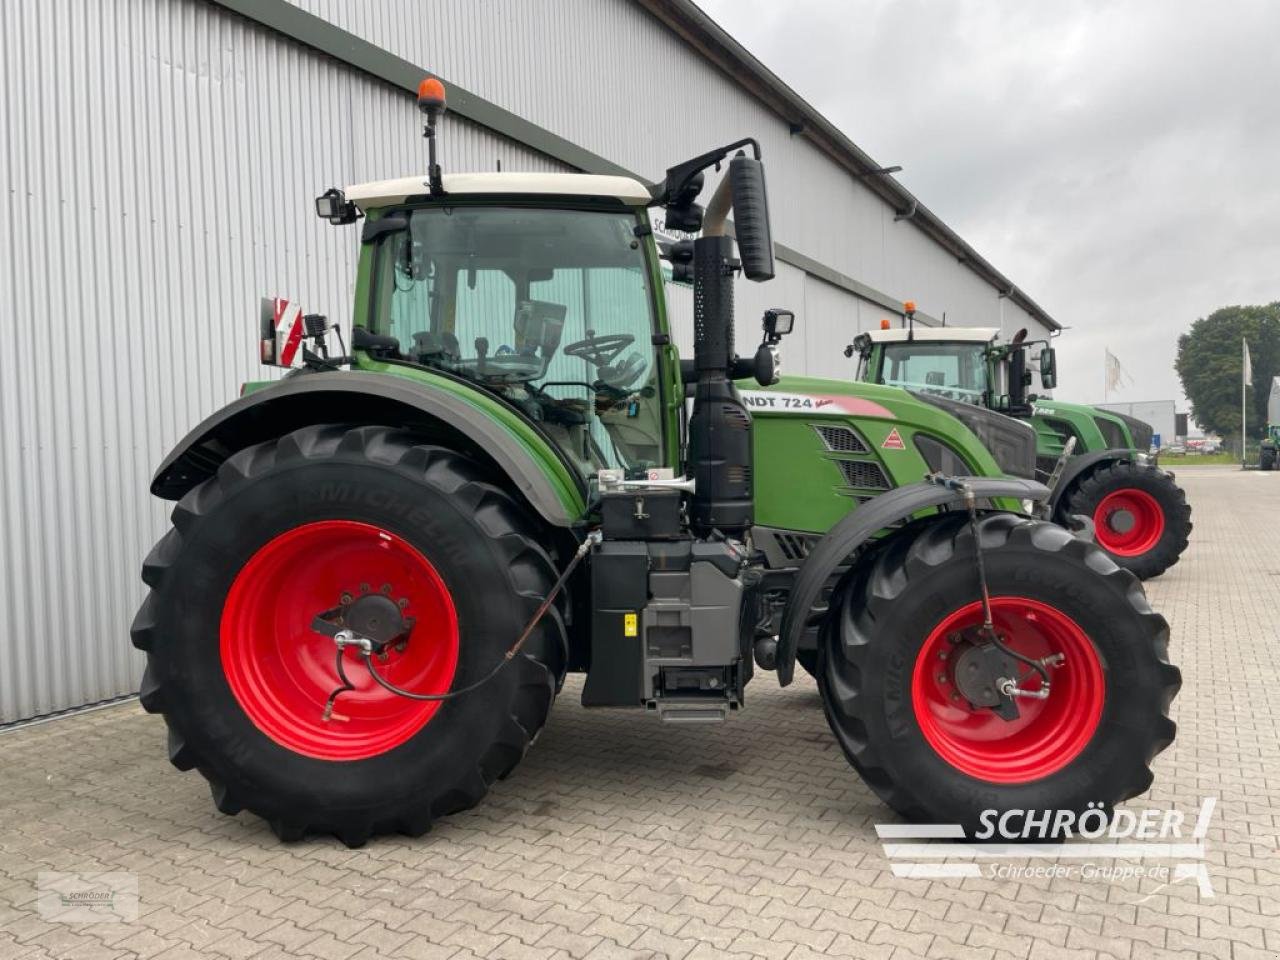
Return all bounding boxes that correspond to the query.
[150,370,583,527]
[1047,447,1136,517]
[775,476,1050,686]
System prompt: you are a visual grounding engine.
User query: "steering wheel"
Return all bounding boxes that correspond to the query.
[562,329,635,368]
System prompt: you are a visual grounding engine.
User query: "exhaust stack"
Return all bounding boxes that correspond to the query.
[675,150,774,537]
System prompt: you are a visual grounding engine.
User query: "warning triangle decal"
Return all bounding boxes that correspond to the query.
[881,428,906,450]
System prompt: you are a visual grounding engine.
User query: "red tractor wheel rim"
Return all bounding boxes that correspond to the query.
[1092,488,1165,556]
[911,598,1105,783]
[220,520,459,761]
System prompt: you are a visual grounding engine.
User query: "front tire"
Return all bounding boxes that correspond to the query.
[1058,461,1191,579]
[819,513,1179,836]
[131,425,567,846]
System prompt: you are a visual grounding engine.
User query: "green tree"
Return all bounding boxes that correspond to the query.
[1175,303,1280,439]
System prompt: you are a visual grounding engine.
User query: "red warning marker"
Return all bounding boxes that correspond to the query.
[881,428,906,450]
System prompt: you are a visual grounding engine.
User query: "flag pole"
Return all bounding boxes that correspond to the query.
[1242,339,1249,468]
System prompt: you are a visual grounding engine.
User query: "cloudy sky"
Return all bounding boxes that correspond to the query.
[701,0,1280,407]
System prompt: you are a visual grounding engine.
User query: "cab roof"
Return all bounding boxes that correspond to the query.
[861,326,1000,344]
[344,172,653,208]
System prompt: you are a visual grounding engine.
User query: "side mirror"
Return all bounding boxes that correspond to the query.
[753,308,794,386]
[729,155,775,281]
[753,342,782,386]
[1039,347,1057,390]
[762,308,794,343]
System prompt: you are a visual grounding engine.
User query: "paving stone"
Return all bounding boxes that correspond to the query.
[0,468,1272,960]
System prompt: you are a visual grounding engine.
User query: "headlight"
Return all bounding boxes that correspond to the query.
[912,392,1037,479]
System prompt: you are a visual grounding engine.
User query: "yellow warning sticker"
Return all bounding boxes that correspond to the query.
[623,612,638,637]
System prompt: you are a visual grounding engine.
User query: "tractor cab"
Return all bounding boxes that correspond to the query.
[850,318,1058,415]
[345,177,671,479]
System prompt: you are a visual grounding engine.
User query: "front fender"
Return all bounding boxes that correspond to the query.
[151,371,586,526]
[775,476,1050,686]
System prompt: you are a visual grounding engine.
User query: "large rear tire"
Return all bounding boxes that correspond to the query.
[1058,461,1191,579]
[131,425,566,846]
[1261,445,1276,471]
[819,513,1179,836]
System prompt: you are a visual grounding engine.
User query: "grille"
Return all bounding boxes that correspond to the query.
[814,424,869,453]
[1095,416,1127,450]
[835,459,890,490]
[1115,412,1154,450]
[776,532,817,561]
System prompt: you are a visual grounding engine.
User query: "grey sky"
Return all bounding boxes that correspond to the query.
[700,0,1280,408]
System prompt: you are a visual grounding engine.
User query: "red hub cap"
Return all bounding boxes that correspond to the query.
[1092,488,1165,556]
[220,521,459,760]
[911,598,1105,783]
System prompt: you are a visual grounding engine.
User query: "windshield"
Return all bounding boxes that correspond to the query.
[878,342,990,404]
[371,205,664,478]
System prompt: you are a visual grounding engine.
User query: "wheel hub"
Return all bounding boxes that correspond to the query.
[1107,508,1136,534]
[315,591,414,654]
[951,639,1021,720]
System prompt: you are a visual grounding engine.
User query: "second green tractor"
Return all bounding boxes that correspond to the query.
[849,321,1192,579]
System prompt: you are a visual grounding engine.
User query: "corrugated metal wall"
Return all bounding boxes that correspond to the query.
[0,0,1050,722]
[0,0,565,723]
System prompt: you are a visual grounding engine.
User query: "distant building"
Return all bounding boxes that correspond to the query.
[1267,377,1280,425]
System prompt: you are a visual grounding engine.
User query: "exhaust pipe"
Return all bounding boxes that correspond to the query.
[686,154,773,537]
[652,141,774,537]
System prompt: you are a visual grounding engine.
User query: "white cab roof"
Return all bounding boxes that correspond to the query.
[861,326,1000,344]
[344,172,653,208]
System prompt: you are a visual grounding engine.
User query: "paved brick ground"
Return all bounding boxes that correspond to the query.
[2,466,1278,960]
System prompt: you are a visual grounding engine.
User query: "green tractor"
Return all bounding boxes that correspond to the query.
[1260,425,1279,470]
[132,79,1178,846]
[848,320,1192,579]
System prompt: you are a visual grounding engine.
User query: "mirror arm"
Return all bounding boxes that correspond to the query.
[650,138,761,206]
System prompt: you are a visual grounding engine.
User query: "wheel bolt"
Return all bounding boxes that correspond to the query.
[398,598,409,609]
[380,583,393,595]
[359,583,370,594]
[340,592,353,604]
[936,673,947,683]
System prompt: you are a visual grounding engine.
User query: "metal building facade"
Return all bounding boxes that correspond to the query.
[0,0,1057,723]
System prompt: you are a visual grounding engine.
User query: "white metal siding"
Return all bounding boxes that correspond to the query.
[0,0,564,723]
[0,0,1051,722]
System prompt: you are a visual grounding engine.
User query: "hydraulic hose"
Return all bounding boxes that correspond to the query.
[321,532,599,718]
